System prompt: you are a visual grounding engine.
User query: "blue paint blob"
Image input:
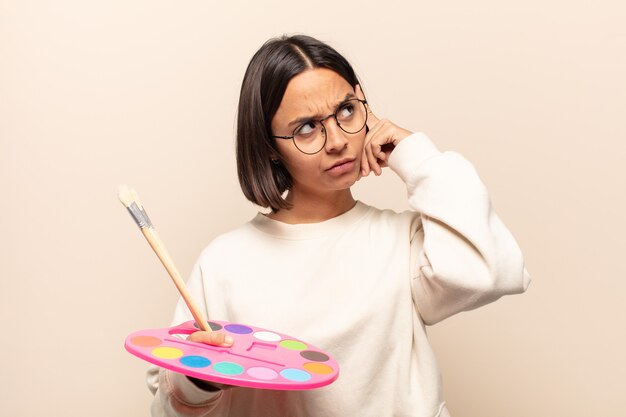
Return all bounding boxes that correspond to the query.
[280,368,312,382]
[180,355,211,368]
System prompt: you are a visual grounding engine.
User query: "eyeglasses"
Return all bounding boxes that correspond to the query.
[272,98,368,155]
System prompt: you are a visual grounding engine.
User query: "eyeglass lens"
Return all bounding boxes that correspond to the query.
[292,99,367,154]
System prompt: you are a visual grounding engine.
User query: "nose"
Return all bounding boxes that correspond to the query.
[321,119,348,153]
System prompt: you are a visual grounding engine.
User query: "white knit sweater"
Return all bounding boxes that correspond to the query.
[147,132,531,417]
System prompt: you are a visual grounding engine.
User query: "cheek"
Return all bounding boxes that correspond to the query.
[284,155,319,177]
[275,141,298,166]
[276,147,318,178]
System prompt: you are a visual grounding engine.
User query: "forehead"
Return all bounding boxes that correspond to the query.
[272,68,353,129]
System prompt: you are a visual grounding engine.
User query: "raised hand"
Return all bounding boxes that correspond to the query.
[355,85,412,177]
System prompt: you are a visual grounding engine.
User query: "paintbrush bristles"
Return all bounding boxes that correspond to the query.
[118,184,139,208]
[119,185,152,229]
[118,184,146,210]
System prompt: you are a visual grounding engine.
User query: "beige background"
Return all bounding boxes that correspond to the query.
[1,0,625,415]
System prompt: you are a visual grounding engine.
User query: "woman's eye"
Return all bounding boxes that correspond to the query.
[296,121,317,136]
[338,103,355,120]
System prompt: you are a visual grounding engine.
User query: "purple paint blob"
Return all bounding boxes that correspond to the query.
[224,324,253,334]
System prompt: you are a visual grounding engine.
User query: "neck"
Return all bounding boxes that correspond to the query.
[269,189,356,224]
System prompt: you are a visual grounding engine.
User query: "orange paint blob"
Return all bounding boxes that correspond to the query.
[303,362,334,374]
[131,336,162,347]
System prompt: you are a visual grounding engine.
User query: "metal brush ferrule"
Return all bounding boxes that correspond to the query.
[127,202,153,229]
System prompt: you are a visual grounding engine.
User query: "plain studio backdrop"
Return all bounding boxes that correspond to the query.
[1,0,624,416]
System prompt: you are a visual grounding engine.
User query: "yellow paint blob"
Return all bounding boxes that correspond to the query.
[152,347,184,359]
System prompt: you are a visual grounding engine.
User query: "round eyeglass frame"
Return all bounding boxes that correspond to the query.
[271,98,368,155]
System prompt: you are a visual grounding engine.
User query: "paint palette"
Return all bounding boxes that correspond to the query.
[125,320,339,390]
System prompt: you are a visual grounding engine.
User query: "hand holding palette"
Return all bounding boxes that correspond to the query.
[125,320,339,390]
[118,185,339,390]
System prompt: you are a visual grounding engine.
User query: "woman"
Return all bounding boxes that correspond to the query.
[148,34,530,417]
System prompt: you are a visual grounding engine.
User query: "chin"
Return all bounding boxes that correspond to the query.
[333,172,360,190]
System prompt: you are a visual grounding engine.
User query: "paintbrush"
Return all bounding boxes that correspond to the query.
[118,185,211,332]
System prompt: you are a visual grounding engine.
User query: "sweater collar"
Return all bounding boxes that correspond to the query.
[249,201,372,240]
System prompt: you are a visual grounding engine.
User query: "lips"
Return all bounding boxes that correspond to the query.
[326,158,355,171]
[325,158,356,176]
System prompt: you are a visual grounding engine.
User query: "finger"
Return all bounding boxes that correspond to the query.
[364,117,388,147]
[367,124,400,173]
[369,122,399,161]
[378,143,395,166]
[188,331,234,347]
[364,139,381,176]
[360,146,370,176]
[357,150,366,178]
[365,121,389,160]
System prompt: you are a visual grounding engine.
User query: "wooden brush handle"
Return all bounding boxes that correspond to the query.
[141,228,210,332]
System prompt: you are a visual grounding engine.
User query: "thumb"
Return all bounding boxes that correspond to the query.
[188,331,234,347]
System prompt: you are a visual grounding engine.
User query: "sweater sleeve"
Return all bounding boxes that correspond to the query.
[387,132,531,325]
[147,260,228,416]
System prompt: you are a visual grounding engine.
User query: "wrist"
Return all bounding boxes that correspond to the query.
[387,132,442,181]
[393,128,414,146]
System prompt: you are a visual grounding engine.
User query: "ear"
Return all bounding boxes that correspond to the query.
[355,84,372,132]
[355,83,366,101]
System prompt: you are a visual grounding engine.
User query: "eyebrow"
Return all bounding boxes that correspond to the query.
[287,92,357,128]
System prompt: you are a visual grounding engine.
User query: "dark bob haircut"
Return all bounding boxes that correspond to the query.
[236,34,361,212]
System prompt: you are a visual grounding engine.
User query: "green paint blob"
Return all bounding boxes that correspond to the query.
[213,361,244,375]
[279,340,308,350]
